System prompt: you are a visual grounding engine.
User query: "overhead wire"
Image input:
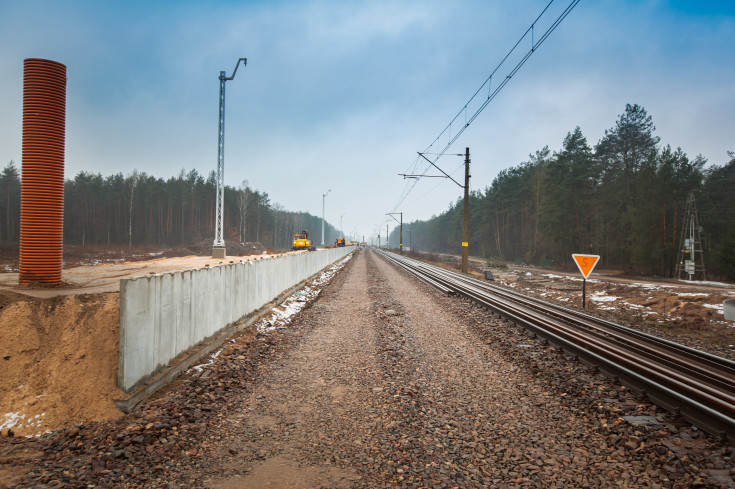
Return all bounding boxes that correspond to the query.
[390,0,582,215]
[405,161,467,210]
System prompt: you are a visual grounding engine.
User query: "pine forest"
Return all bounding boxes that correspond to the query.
[390,104,735,280]
[1,103,733,280]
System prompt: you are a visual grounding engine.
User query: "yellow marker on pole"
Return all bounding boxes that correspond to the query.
[462,242,468,247]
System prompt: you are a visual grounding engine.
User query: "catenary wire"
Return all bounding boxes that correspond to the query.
[389,0,582,216]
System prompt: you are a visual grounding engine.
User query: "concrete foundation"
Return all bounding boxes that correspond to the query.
[725,299,735,322]
[211,246,226,259]
[118,248,353,392]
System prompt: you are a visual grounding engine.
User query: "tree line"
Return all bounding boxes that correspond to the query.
[391,104,735,280]
[0,166,340,251]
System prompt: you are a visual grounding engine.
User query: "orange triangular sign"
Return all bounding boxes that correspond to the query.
[572,254,600,279]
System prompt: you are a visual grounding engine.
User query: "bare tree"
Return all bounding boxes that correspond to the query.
[127,169,140,248]
[272,203,284,248]
[237,180,251,243]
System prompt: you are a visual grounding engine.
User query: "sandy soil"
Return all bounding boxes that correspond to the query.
[0,292,123,437]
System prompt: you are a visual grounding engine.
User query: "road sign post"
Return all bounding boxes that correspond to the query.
[572,254,600,309]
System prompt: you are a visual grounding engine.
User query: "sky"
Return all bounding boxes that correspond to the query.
[1,0,734,242]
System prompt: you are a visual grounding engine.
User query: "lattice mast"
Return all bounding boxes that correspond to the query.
[213,58,247,258]
[675,191,706,281]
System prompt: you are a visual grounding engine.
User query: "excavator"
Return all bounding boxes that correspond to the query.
[292,230,316,251]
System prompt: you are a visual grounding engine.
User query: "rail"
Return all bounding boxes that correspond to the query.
[374,248,735,442]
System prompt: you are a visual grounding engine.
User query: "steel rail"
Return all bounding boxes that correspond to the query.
[422,262,735,377]
[373,248,735,441]
[377,251,453,295]
[404,257,735,391]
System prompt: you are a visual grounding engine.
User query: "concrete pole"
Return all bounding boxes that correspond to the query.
[462,147,470,273]
[399,212,403,254]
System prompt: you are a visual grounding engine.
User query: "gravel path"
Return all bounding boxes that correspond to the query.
[1,248,733,488]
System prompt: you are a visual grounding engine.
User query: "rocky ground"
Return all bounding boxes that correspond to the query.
[1,248,734,488]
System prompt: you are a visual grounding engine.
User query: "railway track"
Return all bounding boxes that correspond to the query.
[374,248,735,442]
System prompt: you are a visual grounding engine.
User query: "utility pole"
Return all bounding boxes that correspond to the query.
[321,189,330,246]
[462,147,470,273]
[213,57,247,259]
[408,148,471,272]
[387,212,403,254]
[386,224,389,249]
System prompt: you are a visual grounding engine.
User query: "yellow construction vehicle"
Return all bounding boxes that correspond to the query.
[292,230,316,251]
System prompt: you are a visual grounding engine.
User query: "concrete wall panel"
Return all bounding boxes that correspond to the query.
[119,247,353,392]
[157,273,176,368]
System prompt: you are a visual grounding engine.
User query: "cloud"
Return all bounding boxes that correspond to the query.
[0,0,733,238]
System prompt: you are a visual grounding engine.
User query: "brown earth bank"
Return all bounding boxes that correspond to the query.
[0,248,733,488]
[0,292,123,437]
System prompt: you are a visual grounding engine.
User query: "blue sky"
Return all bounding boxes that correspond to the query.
[1,0,733,242]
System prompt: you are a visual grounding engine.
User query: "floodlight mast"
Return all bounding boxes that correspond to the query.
[213,57,247,259]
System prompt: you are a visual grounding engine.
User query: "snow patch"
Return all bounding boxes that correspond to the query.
[590,292,619,302]
[256,254,352,334]
[1,412,23,430]
[568,276,600,283]
[1,411,46,433]
[190,349,222,373]
[633,283,677,290]
[702,304,724,314]
[679,279,734,288]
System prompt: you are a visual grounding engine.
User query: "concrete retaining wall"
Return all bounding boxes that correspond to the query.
[118,247,353,392]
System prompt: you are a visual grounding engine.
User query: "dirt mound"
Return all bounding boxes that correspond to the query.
[0,292,124,437]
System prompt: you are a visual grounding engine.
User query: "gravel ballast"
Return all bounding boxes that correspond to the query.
[1,248,733,488]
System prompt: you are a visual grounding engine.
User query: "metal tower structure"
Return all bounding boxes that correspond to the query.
[675,191,706,281]
[213,57,247,258]
[405,148,470,272]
